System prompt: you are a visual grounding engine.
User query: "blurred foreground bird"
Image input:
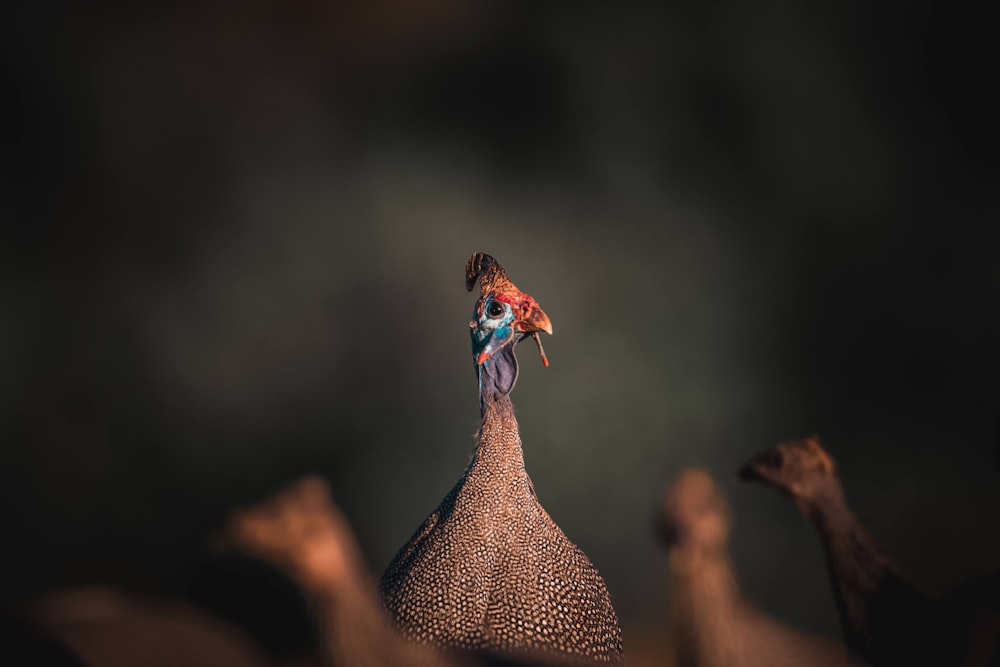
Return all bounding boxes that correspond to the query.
[379,253,623,665]
[739,436,1000,667]
[222,476,458,667]
[658,469,864,667]
[26,586,269,667]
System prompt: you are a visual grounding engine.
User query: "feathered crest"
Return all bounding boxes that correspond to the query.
[466,252,513,295]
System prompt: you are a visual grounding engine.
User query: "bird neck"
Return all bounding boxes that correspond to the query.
[803,481,896,589]
[472,396,526,475]
[800,481,855,536]
[469,342,527,474]
[670,545,740,605]
[802,478,929,657]
[669,545,743,661]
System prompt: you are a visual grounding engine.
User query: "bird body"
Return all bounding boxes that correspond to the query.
[379,254,623,665]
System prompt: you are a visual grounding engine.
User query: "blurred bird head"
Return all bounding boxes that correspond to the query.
[658,470,731,554]
[738,436,839,508]
[466,252,552,371]
[221,476,363,592]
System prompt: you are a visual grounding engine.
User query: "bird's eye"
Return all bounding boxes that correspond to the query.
[487,301,505,318]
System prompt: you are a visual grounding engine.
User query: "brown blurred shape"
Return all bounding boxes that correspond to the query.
[28,586,270,667]
[220,475,451,667]
[740,437,1000,667]
[659,469,865,667]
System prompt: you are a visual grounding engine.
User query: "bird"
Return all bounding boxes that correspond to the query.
[378,253,624,665]
[738,436,1000,667]
[26,586,269,667]
[658,469,865,667]
[222,475,460,667]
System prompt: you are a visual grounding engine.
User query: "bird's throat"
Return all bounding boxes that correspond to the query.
[473,344,527,475]
[476,340,520,416]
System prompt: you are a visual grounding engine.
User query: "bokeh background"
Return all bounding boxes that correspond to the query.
[3,0,999,653]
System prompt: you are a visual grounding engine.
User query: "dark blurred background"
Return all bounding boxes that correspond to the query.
[2,0,998,649]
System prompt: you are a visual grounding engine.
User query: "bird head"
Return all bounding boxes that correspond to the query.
[466,252,552,369]
[657,469,731,553]
[738,436,838,506]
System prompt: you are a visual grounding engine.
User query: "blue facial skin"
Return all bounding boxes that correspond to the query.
[472,297,521,403]
[471,297,515,368]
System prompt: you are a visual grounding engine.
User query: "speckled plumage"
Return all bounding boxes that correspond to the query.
[378,255,623,665]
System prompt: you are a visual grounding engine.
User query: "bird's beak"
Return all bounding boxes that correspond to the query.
[737,448,783,486]
[737,460,763,483]
[514,299,552,367]
[656,513,681,547]
[515,302,553,335]
[736,461,760,482]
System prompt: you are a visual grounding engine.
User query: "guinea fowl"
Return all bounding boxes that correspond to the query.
[739,436,1000,667]
[223,476,459,667]
[658,469,864,667]
[379,253,623,665]
[27,586,268,667]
